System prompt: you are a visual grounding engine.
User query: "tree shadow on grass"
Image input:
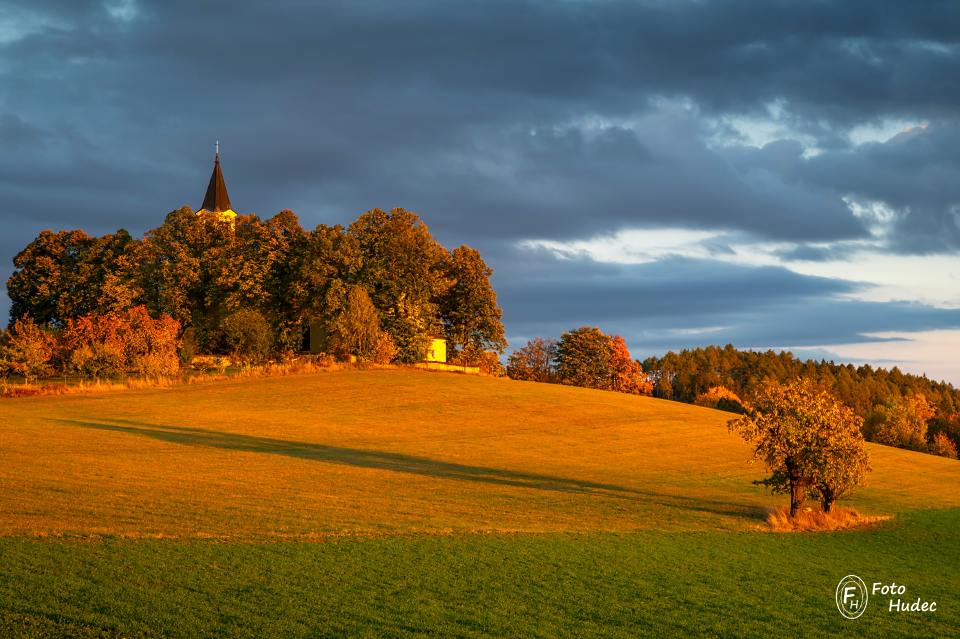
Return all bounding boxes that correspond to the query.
[52,418,766,521]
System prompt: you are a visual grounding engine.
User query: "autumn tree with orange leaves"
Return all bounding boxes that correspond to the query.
[0,317,56,382]
[610,335,652,395]
[60,306,181,378]
[729,379,870,516]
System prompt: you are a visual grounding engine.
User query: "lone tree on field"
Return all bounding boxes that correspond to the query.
[729,379,870,517]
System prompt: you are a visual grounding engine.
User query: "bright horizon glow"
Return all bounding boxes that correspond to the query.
[787,329,960,386]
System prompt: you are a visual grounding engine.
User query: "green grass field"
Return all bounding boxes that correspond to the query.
[1,369,958,636]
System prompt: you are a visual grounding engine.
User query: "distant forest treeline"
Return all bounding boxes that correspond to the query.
[642,344,960,457]
[641,344,958,417]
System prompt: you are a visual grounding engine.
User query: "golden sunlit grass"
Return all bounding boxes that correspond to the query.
[0,376,179,398]
[0,357,343,398]
[1,368,958,540]
[764,506,891,532]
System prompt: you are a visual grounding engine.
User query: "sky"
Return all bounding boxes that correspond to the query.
[1,1,959,384]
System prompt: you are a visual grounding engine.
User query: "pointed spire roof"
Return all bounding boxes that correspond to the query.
[200,150,233,213]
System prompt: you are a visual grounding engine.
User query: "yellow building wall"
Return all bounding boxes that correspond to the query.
[414,362,480,375]
[197,208,238,223]
[425,338,446,363]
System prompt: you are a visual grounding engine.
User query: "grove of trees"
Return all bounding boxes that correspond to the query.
[4,206,507,375]
[508,327,651,395]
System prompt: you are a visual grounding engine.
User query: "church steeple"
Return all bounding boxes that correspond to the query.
[198,142,236,219]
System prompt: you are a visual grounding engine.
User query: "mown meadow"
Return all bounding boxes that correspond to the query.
[1,369,958,636]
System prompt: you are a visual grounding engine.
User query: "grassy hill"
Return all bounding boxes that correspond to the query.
[1,369,958,637]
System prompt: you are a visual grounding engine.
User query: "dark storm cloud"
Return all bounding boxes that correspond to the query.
[725,123,960,255]
[3,0,958,245]
[2,0,960,371]
[497,253,858,330]
[802,124,960,253]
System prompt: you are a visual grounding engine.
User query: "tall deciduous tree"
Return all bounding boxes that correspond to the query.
[440,246,507,356]
[7,229,135,326]
[286,223,361,350]
[555,327,614,390]
[348,208,449,363]
[7,204,508,369]
[134,207,235,346]
[229,213,302,306]
[729,379,870,517]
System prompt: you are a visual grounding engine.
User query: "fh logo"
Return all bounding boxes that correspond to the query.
[836,575,869,619]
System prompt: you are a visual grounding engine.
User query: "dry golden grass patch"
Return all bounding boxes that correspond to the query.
[0,357,345,398]
[1,369,957,539]
[764,506,892,532]
[0,377,180,398]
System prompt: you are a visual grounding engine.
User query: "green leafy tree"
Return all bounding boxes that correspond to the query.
[7,229,136,326]
[729,379,870,516]
[8,204,511,372]
[229,210,306,350]
[220,309,273,367]
[329,286,387,362]
[440,246,507,356]
[134,207,235,348]
[554,327,614,390]
[287,224,361,352]
[348,208,449,363]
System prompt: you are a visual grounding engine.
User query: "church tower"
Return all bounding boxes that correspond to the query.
[197,143,237,220]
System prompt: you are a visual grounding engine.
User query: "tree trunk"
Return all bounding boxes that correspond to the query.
[787,459,804,518]
[789,481,803,518]
[820,486,834,513]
